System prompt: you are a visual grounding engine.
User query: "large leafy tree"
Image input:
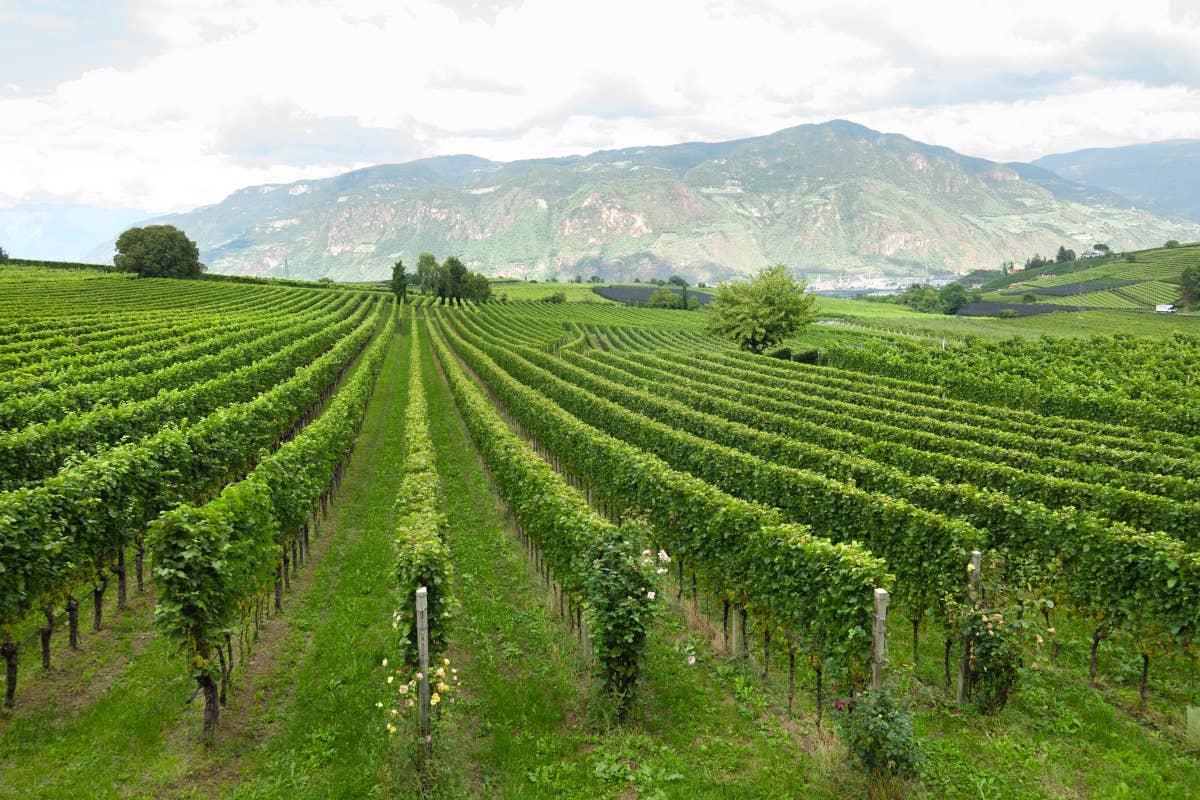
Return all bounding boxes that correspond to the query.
[114,225,205,278]
[443,256,469,300]
[460,272,492,302]
[705,264,815,354]
[416,252,439,295]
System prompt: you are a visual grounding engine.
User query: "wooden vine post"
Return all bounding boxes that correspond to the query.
[416,586,432,765]
[956,550,983,704]
[871,588,888,692]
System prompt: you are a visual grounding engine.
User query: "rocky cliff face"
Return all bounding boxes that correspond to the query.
[129,121,1200,282]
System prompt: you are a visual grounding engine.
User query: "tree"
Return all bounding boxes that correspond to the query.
[1181,263,1200,304]
[443,256,468,300]
[704,264,815,354]
[0,245,8,263]
[461,272,492,302]
[416,252,439,295]
[1094,243,1110,254]
[1165,240,1181,249]
[938,283,974,315]
[588,275,602,283]
[668,274,688,308]
[114,225,205,278]
[1055,245,1076,263]
[391,260,408,302]
[645,286,682,308]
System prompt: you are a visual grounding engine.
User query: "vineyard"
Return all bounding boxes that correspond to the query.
[2,268,1200,798]
[988,242,1199,310]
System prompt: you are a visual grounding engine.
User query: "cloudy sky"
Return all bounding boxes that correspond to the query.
[3,0,1200,226]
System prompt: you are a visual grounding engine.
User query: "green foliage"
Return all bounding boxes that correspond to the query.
[0,245,8,263]
[425,317,656,711]
[997,308,1018,318]
[391,260,408,302]
[392,325,453,667]
[878,283,980,315]
[542,291,567,304]
[835,685,923,778]
[584,519,659,708]
[1181,263,1200,304]
[960,603,1023,714]
[416,252,439,295]
[705,264,815,353]
[0,295,388,645]
[414,253,492,302]
[461,272,492,302]
[114,225,205,278]
[645,286,682,309]
[1165,239,1180,248]
[1056,245,1076,263]
[434,310,890,679]
[150,479,278,680]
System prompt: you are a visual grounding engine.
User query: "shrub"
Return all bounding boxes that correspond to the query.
[997,308,1018,319]
[836,685,923,778]
[542,291,566,304]
[961,604,1022,714]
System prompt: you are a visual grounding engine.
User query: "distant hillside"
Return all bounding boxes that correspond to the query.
[99,121,1200,282]
[983,242,1200,310]
[1034,140,1200,223]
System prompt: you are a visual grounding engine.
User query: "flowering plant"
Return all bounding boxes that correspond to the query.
[378,656,461,736]
[959,603,1022,714]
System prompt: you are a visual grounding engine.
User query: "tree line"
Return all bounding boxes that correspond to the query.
[392,253,492,303]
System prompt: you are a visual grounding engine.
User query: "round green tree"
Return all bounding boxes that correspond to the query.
[704,264,815,353]
[114,225,205,278]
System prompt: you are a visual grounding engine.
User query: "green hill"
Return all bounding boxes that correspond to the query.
[984,242,1199,309]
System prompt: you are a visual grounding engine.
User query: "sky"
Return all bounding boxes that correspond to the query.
[2,0,1200,247]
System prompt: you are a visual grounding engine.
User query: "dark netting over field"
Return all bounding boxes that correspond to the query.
[1002,281,1138,298]
[956,301,1081,317]
[591,285,714,305]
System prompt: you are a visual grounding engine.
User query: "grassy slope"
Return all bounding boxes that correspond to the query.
[811,295,1200,341]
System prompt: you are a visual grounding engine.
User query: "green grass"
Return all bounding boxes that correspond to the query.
[221,325,411,799]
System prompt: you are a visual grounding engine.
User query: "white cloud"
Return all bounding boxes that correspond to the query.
[1,0,1198,211]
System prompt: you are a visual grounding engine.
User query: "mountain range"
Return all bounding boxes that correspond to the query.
[87,121,1200,282]
[1034,140,1200,224]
